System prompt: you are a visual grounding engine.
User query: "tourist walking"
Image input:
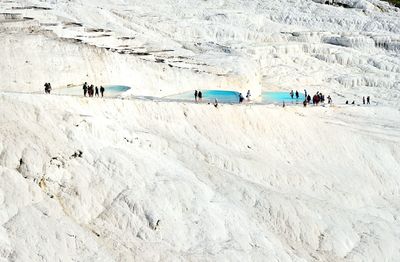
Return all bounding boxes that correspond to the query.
[100,86,105,97]
[95,86,99,97]
[295,90,299,99]
[290,90,294,99]
[367,96,370,104]
[194,90,198,102]
[363,96,365,104]
[304,89,307,98]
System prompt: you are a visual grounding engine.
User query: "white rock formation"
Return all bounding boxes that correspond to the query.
[0,0,400,261]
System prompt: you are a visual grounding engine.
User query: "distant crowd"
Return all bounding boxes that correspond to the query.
[286,89,370,107]
[43,82,105,97]
[44,82,371,107]
[82,82,105,97]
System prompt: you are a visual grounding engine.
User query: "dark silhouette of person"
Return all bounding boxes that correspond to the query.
[83,82,88,97]
[367,96,370,104]
[44,83,50,94]
[363,96,365,104]
[194,90,198,102]
[100,86,105,97]
[214,99,218,108]
[95,86,99,97]
[239,93,244,103]
[295,90,299,99]
[198,91,203,101]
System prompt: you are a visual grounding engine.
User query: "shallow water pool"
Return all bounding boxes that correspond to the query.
[166,90,240,103]
[262,91,305,104]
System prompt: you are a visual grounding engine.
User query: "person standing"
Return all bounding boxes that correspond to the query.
[83,82,88,97]
[213,98,218,108]
[290,90,294,99]
[239,93,244,103]
[363,96,365,104]
[194,90,198,102]
[89,85,94,97]
[246,90,251,101]
[367,96,370,104]
[100,86,105,97]
[304,89,307,98]
[295,90,299,99]
[198,91,203,102]
[95,86,99,97]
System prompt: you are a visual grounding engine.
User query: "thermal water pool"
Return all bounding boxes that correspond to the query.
[262,92,305,104]
[165,90,240,103]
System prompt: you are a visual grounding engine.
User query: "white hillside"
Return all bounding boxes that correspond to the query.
[1,0,400,261]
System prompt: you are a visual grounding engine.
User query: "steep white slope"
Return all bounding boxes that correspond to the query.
[1,93,399,261]
[1,0,400,261]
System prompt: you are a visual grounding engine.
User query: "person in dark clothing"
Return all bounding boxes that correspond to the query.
[346,100,349,104]
[290,90,294,99]
[44,83,49,94]
[351,100,355,105]
[295,90,299,99]
[363,96,365,104]
[89,85,94,97]
[100,86,105,97]
[303,100,307,107]
[367,96,370,104]
[83,82,88,97]
[194,90,198,102]
[198,91,203,101]
[327,95,332,104]
[246,90,251,101]
[95,86,99,97]
[304,89,307,98]
[307,95,311,104]
[213,98,218,108]
[239,93,244,103]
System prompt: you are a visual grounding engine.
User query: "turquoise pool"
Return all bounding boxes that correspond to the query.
[262,91,305,104]
[166,90,240,103]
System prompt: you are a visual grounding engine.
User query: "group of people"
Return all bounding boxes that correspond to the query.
[346,96,370,105]
[44,83,52,94]
[310,92,329,106]
[239,90,251,103]
[83,82,105,97]
[290,90,300,99]
[194,90,203,102]
[289,89,332,107]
